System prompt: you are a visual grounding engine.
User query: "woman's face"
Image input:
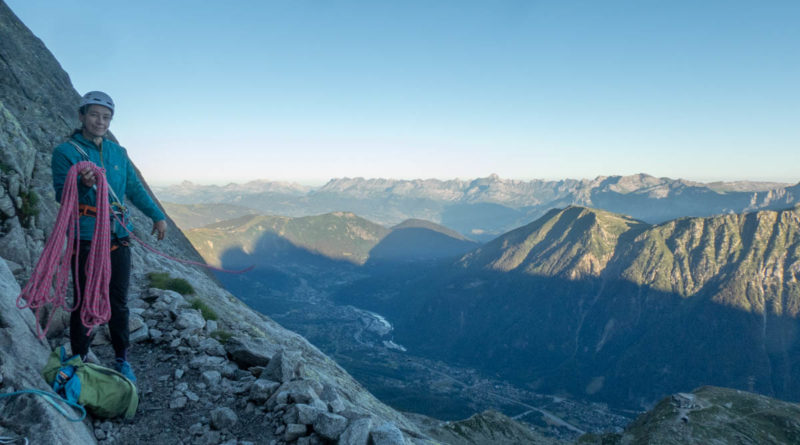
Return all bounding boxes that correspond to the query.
[79,104,113,139]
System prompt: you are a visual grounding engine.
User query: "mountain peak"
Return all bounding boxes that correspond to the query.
[460,206,648,279]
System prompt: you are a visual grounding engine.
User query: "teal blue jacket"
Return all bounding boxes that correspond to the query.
[51,133,166,240]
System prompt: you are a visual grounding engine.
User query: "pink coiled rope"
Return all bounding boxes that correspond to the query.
[17,161,112,339]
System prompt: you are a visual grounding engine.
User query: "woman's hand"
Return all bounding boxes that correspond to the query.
[79,167,96,187]
[152,220,167,240]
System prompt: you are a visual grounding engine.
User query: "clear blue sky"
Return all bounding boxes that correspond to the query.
[7,1,800,185]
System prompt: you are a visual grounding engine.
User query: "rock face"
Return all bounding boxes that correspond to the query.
[0,258,96,443]
[416,410,561,445]
[0,2,439,444]
[578,386,800,445]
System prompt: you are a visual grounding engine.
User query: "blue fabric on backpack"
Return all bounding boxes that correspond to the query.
[64,373,82,403]
[52,349,82,403]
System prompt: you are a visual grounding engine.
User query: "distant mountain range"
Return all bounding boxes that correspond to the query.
[337,204,800,409]
[154,174,799,240]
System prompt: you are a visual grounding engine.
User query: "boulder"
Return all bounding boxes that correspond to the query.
[176,308,205,332]
[340,417,373,445]
[199,337,226,357]
[249,378,280,404]
[266,379,322,410]
[263,349,304,383]
[313,411,348,441]
[371,422,406,445]
[210,407,238,430]
[224,336,280,368]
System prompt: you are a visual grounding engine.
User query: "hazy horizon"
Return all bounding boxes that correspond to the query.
[150,172,798,188]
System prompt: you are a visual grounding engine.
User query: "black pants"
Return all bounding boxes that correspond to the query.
[70,238,131,359]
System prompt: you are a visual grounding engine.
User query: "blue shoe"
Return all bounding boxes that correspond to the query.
[114,358,137,384]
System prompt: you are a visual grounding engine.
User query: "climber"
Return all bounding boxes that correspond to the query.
[50,91,167,383]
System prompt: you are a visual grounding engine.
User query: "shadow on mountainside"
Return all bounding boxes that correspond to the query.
[440,203,527,241]
[335,268,800,412]
[366,227,480,266]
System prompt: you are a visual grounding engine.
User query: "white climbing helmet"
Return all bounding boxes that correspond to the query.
[79,91,115,113]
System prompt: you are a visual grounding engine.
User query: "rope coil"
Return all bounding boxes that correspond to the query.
[16,161,112,339]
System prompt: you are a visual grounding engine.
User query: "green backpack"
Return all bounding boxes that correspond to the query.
[41,347,138,419]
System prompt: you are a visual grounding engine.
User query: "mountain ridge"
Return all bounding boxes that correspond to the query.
[153,174,800,241]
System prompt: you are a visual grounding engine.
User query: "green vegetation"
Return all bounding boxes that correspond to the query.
[19,188,39,218]
[210,329,233,343]
[147,272,195,295]
[190,298,219,321]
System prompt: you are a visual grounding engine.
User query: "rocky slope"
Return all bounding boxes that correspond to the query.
[578,386,800,444]
[0,3,471,443]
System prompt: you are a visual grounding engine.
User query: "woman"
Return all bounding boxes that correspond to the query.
[51,91,167,383]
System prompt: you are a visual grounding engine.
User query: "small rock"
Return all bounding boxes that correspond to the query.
[150,328,163,341]
[199,337,226,357]
[285,423,308,441]
[189,423,205,436]
[176,309,205,332]
[190,355,227,370]
[175,368,185,380]
[210,407,238,430]
[249,379,280,404]
[202,370,222,387]
[199,430,222,445]
[94,429,106,440]
[129,325,150,343]
[170,396,188,409]
[185,390,200,402]
[101,421,113,432]
[370,422,405,445]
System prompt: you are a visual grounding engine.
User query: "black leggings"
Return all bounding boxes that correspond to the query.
[70,239,131,359]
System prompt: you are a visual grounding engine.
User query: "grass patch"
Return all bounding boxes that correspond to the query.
[19,189,39,223]
[147,272,195,295]
[190,298,219,321]
[210,329,233,343]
